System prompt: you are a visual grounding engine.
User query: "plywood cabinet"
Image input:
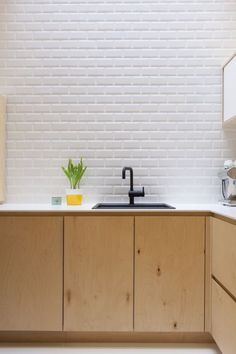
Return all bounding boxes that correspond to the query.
[211,217,236,298]
[212,279,236,354]
[135,216,205,332]
[0,216,63,331]
[64,216,134,332]
[0,213,208,337]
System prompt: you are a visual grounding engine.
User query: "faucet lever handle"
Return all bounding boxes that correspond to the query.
[129,186,145,198]
[141,186,145,197]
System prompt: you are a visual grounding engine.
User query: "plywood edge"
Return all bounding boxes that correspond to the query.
[222,53,236,70]
[0,96,6,203]
[212,212,236,226]
[0,331,214,343]
[222,114,236,129]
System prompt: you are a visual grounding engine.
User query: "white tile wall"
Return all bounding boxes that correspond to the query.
[0,0,236,203]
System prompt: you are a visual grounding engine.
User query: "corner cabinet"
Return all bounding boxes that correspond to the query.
[0,216,63,331]
[64,216,134,332]
[135,216,205,332]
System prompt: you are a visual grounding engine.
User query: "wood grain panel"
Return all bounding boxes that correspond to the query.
[211,217,236,299]
[212,279,236,354]
[0,216,63,331]
[135,216,205,332]
[64,216,134,332]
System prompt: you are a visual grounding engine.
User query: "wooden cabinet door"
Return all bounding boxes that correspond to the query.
[212,279,236,354]
[0,216,63,331]
[211,217,236,298]
[135,216,205,332]
[64,216,134,332]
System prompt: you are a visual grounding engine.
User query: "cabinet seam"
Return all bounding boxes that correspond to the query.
[133,216,135,331]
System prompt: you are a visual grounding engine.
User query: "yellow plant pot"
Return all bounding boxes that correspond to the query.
[66,189,83,206]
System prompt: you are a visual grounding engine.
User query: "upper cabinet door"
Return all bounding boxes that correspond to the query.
[135,216,205,332]
[0,96,6,202]
[0,216,63,331]
[223,54,236,127]
[64,216,134,332]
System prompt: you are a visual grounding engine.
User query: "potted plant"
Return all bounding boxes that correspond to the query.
[62,158,87,205]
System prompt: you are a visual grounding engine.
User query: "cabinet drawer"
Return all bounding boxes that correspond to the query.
[211,217,236,298]
[212,279,236,354]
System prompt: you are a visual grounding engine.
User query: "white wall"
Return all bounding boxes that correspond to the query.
[0,0,236,203]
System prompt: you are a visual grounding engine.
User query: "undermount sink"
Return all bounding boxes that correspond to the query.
[92,203,175,209]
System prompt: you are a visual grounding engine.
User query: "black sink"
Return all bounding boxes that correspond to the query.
[92,203,175,209]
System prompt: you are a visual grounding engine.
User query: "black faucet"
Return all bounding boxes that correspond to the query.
[122,167,145,205]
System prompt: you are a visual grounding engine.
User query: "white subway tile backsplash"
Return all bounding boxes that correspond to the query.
[0,0,236,203]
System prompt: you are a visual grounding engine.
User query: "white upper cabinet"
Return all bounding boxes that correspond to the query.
[0,96,6,203]
[223,54,236,127]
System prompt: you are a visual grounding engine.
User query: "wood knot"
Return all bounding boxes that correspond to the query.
[137,249,141,254]
[126,292,130,302]
[173,322,178,329]
[66,289,71,305]
[156,266,161,276]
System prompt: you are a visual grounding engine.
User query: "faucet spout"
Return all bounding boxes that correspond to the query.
[122,167,134,191]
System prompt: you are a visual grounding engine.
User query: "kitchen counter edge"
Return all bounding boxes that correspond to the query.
[0,203,235,224]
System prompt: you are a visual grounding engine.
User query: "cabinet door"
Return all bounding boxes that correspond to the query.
[211,217,236,298]
[0,96,6,202]
[212,279,236,354]
[0,216,63,331]
[64,216,134,332]
[135,216,205,332]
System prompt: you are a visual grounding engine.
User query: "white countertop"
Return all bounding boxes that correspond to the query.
[0,202,236,221]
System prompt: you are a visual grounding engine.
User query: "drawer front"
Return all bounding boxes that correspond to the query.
[212,280,236,354]
[211,217,236,298]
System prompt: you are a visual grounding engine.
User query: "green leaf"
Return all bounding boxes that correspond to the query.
[61,158,87,189]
